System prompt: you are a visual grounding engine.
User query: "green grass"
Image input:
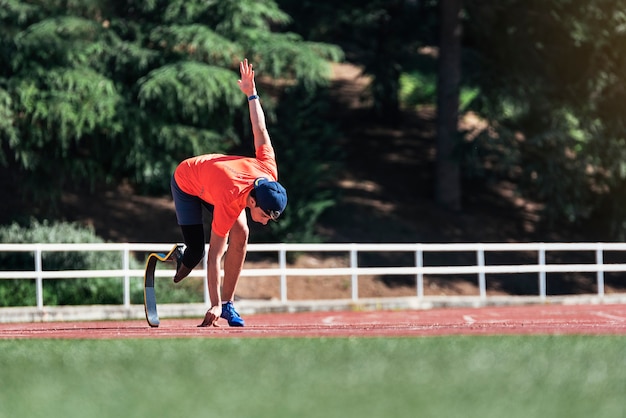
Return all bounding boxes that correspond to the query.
[0,336,624,418]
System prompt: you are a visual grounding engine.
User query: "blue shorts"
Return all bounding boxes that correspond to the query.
[170,175,214,226]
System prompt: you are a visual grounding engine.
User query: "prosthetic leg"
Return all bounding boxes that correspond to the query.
[143,244,183,327]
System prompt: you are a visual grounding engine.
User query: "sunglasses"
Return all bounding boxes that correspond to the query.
[262,208,282,221]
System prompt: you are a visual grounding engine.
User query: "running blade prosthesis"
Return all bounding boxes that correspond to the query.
[143,244,183,327]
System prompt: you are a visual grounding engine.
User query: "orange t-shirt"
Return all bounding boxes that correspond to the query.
[174,144,278,237]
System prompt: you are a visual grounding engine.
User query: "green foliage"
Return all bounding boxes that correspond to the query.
[399,70,437,107]
[137,62,241,125]
[277,0,439,120]
[202,0,292,35]
[1,0,342,245]
[149,24,242,65]
[255,84,344,243]
[6,67,123,197]
[0,87,17,164]
[279,0,626,239]
[247,32,343,92]
[463,0,626,237]
[20,67,120,139]
[0,0,38,26]
[12,16,104,68]
[0,220,202,306]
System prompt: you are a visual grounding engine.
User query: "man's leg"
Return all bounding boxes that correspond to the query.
[170,175,207,283]
[218,212,248,327]
[174,224,205,283]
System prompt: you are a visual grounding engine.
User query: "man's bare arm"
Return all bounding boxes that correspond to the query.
[197,231,227,327]
[237,59,272,150]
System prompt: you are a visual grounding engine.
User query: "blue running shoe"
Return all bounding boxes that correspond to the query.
[221,301,245,327]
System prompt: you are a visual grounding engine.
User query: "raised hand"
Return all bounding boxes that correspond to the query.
[237,58,257,97]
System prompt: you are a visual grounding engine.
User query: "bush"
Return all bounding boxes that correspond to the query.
[0,220,140,306]
[0,220,205,307]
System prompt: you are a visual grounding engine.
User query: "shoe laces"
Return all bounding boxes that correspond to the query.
[222,302,239,317]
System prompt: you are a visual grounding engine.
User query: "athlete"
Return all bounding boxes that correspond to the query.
[170,59,287,327]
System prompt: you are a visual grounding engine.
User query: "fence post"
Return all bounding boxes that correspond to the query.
[538,245,546,300]
[596,244,605,297]
[35,246,43,310]
[415,246,424,299]
[477,245,486,299]
[279,244,287,302]
[123,244,130,308]
[350,245,358,301]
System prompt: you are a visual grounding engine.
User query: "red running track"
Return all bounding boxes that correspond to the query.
[1,304,626,339]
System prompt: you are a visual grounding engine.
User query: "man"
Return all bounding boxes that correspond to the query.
[170,59,287,327]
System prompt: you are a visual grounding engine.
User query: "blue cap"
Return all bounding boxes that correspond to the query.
[254,178,287,220]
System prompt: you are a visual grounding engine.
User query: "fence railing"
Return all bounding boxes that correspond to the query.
[1,242,625,312]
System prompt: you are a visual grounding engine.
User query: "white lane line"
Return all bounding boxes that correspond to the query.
[463,315,476,324]
[322,316,337,324]
[592,311,626,322]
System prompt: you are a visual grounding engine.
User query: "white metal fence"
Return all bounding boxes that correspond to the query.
[1,242,626,315]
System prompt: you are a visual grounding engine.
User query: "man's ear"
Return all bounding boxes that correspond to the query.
[247,193,256,207]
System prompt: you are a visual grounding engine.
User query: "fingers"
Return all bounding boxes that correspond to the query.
[238,58,256,95]
[197,310,219,327]
[198,315,215,327]
[197,317,219,327]
[240,58,253,77]
[197,321,219,328]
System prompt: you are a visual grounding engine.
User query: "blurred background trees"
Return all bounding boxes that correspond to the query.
[2,0,626,241]
[0,0,342,242]
[279,0,626,240]
[462,0,626,239]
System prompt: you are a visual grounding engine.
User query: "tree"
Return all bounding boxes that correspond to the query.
[436,0,463,211]
[277,0,438,122]
[463,0,626,238]
[0,0,343,240]
[274,0,626,239]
